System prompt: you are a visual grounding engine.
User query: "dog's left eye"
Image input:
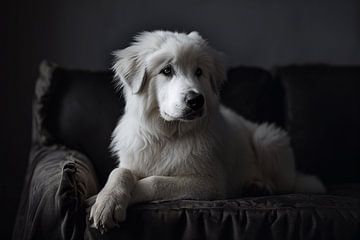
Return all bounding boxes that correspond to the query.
[160,65,173,76]
[195,67,202,77]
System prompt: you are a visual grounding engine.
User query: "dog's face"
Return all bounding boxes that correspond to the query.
[113,31,226,122]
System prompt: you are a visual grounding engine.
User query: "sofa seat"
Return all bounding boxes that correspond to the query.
[86,184,360,240]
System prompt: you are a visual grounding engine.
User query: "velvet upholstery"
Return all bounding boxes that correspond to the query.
[13,61,360,240]
[279,65,360,184]
[85,185,360,240]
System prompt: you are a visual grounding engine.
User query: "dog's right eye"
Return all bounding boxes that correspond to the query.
[160,65,173,76]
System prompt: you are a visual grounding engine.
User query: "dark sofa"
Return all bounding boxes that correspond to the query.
[13,61,360,240]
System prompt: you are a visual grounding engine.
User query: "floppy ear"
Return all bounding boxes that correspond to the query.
[210,50,227,94]
[112,46,147,94]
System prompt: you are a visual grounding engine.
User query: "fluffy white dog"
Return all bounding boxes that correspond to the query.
[90,30,325,231]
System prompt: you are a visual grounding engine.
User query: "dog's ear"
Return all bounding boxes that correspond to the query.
[112,46,147,94]
[210,50,227,94]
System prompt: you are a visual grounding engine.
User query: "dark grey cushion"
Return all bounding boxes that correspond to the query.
[85,184,360,240]
[279,65,360,184]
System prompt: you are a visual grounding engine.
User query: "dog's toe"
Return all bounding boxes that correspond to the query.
[89,193,128,232]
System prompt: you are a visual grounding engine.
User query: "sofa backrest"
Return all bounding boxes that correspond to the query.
[278,65,360,184]
[35,61,360,186]
[222,67,285,128]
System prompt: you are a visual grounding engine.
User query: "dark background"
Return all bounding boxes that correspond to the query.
[2,0,360,239]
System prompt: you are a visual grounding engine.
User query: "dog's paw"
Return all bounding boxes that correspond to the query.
[242,179,275,197]
[89,191,129,233]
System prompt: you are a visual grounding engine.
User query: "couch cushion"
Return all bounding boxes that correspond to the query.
[85,184,360,240]
[279,65,360,184]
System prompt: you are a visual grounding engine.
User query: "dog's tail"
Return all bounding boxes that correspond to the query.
[294,173,326,193]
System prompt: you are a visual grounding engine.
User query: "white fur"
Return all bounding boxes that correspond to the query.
[90,31,325,232]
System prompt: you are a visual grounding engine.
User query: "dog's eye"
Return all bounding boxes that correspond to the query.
[160,65,173,76]
[195,67,202,77]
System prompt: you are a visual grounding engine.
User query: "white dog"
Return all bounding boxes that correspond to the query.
[90,30,325,231]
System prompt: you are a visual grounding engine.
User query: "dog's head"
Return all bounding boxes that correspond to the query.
[113,30,226,123]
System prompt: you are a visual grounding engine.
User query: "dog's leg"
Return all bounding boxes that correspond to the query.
[130,176,223,205]
[89,174,220,231]
[89,167,137,232]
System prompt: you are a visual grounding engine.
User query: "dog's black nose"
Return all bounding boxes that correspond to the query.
[185,91,204,110]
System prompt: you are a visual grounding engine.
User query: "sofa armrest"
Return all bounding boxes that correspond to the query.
[13,144,99,240]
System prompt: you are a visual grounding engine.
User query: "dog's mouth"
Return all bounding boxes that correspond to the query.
[181,109,204,121]
[162,109,204,122]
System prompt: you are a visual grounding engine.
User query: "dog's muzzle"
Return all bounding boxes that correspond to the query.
[182,91,205,120]
[185,91,204,110]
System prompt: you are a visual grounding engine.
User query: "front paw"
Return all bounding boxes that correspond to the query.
[89,191,129,233]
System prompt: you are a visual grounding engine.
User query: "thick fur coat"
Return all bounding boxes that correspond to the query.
[90,31,325,232]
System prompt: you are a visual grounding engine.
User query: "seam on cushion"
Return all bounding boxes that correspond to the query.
[130,199,360,211]
[67,152,98,198]
[65,153,81,208]
[65,151,99,202]
[131,205,360,212]
[59,152,83,240]
[129,206,360,214]
[56,153,81,218]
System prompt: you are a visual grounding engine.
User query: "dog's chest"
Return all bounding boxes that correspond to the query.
[119,134,216,178]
